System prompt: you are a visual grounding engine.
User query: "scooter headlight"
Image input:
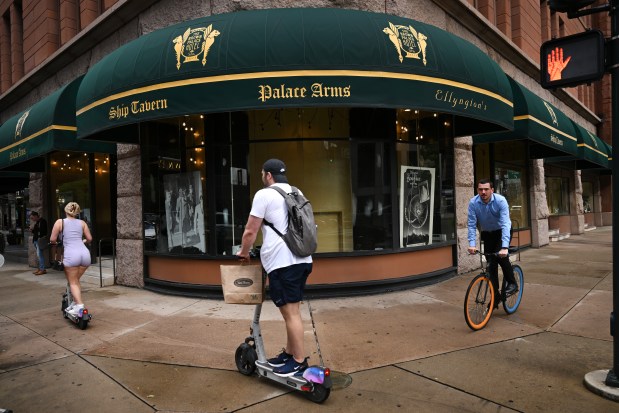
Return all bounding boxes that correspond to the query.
[302,366,325,384]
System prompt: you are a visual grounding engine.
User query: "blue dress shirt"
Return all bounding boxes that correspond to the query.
[467,193,511,248]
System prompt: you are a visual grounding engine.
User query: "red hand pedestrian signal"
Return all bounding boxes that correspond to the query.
[547,47,572,81]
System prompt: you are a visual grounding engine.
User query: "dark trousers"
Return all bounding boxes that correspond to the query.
[481,229,516,293]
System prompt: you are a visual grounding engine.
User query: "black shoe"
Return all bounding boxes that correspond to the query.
[272,357,308,377]
[504,283,518,295]
[267,349,292,367]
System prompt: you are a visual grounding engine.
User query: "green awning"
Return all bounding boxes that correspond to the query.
[572,122,608,169]
[473,77,578,158]
[76,8,513,140]
[0,77,115,171]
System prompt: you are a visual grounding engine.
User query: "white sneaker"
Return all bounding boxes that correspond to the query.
[67,304,84,316]
[65,302,75,312]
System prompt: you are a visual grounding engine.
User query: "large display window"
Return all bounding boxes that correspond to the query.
[49,151,112,225]
[141,108,455,257]
[473,141,530,229]
[546,176,570,215]
[582,181,593,213]
[493,141,529,229]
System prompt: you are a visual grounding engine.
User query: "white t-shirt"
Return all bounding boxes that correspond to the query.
[249,183,313,273]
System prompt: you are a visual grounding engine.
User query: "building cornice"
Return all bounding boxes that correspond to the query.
[0,0,159,115]
[433,0,602,126]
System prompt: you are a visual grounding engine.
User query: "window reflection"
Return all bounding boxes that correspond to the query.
[582,181,593,213]
[396,110,455,246]
[546,176,570,215]
[141,107,456,256]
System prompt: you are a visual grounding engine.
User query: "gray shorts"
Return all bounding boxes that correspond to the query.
[63,248,91,267]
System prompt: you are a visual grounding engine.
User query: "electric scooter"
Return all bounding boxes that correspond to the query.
[233,252,332,403]
[61,283,91,330]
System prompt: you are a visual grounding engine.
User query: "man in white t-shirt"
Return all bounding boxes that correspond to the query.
[236,159,313,377]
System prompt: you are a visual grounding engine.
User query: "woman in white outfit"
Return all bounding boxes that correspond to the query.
[49,202,93,315]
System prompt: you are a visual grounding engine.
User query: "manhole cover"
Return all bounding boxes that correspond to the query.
[329,370,353,390]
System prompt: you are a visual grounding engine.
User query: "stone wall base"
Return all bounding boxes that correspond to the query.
[530,219,549,248]
[115,239,144,287]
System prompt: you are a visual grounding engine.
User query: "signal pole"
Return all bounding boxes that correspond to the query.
[608,0,619,389]
[547,0,619,396]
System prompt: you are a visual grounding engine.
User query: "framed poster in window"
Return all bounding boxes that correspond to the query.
[400,166,435,247]
[163,171,205,253]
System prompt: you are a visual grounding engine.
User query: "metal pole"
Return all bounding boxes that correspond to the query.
[608,0,619,388]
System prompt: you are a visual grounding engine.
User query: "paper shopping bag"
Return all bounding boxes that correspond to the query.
[220,264,264,304]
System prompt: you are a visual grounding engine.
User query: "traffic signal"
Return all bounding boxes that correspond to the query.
[540,30,605,89]
[548,0,595,13]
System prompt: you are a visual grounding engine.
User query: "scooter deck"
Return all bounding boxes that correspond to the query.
[255,360,309,388]
[65,312,92,321]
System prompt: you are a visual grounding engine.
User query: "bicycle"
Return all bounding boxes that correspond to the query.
[463,248,524,331]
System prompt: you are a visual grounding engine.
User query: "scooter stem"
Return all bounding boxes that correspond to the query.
[251,303,266,362]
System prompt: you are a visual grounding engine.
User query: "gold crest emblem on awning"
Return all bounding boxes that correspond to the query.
[14,110,30,140]
[383,22,428,66]
[173,25,220,70]
[543,101,559,126]
[586,130,599,148]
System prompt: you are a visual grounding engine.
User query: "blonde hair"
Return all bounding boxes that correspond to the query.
[64,202,81,217]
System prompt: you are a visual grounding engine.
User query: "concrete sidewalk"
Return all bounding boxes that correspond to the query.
[0,227,616,412]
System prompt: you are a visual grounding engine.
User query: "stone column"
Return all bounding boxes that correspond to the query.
[593,176,603,227]
[570,170,585,235]
[528,159,549,247]
[454,136,479,274]
[115,143,144,287]
[28,172,50,269]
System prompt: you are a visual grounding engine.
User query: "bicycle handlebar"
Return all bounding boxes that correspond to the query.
[469,246,519,257]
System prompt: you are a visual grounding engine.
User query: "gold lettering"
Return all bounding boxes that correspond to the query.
[311,83,324,97]
[550,134,564,146]
[258,85,272,102]
[435,89,487,111]
[108,105,129,120]
[109,99,167,121]
[9,148,26,161]
[258,83,350,102]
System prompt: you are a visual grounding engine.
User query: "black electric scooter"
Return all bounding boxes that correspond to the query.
[233,251,332,403]
[61,283,91,329]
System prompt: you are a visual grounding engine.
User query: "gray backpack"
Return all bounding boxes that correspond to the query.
[264,186,317,257]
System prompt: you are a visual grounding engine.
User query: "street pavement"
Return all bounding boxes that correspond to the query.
[0,227,616,412]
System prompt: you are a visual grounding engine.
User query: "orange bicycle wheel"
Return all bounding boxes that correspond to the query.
[464,274,495,331]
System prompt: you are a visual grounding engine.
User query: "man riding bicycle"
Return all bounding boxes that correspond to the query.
[467,178,518,306]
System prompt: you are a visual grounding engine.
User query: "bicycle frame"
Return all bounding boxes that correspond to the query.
[464,249,524,331]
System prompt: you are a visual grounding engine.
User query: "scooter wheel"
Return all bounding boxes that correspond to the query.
[305,383,331,404]
[235,343,257,376]
[78,318,89,330]
[61,300,69,319]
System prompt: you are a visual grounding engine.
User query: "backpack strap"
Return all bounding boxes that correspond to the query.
[263,185,297,237]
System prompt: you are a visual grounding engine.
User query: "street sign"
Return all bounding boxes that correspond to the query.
[540,30,605,89]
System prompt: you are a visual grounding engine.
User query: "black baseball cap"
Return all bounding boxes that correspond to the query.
[262,159,286,175]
